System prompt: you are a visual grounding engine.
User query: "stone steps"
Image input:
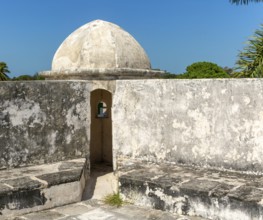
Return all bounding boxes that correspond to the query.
[0,158,88,218]
[82,163,118,200]
[118,160,263,220]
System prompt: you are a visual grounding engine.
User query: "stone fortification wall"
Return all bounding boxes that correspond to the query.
[0,81,91,169]
[113,79,263,173]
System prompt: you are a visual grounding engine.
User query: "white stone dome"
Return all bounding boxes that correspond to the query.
[52,20,151,71]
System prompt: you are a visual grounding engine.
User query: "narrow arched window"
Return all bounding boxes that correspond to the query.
[97,101,107,118]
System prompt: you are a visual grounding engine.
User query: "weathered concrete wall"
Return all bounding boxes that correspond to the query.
[113,79,263,173]
[0,81,92,169]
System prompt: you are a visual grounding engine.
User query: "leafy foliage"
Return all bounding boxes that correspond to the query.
[103,193,124,207]
[235,24,263,77]
[161,62,231,79]
[12,73,45,81]
[230,0,263,4]
[0,62,10,81]
[162,72,182,79]
[181,62,230,79]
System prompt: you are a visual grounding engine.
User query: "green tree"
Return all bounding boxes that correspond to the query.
[12,73,45,81]
[230,0,263,4]
[0,62,10,81]
[181,62,230,79]
[161,71,181,79]
[12,75,34,81]
[33,73,45,80]
[235,24,263,77]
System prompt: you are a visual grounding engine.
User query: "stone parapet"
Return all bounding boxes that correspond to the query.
[0,158,88,218]
[118,159,263,220]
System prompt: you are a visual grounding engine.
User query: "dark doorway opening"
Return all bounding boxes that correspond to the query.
[90,89,113,169]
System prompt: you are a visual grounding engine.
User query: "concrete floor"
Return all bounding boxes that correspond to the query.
[12,199,207,220]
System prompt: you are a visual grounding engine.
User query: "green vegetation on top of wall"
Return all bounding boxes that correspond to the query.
[0,62,10,81]
[12,73,45,81]
[0,62,45,81]
[161,62,231,79]
[183,62,230,79]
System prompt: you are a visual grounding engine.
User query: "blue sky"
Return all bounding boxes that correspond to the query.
[1,0,263,77]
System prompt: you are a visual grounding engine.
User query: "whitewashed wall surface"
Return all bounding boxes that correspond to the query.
[113,79,263,173]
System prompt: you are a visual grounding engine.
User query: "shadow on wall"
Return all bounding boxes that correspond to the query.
[82,163,115,200]
[90,89,113,168]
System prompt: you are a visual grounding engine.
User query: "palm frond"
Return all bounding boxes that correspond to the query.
[230,0,263,4]
[235,24,263,78]
[0,62,10,81]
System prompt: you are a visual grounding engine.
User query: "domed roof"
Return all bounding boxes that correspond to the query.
[52,20,151,71]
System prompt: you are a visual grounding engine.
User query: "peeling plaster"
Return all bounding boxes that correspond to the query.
[48,131,58,155]
[66,103,88,130]
[0,81,90,168]
[113,79,263,173]
[2,99,46,127]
